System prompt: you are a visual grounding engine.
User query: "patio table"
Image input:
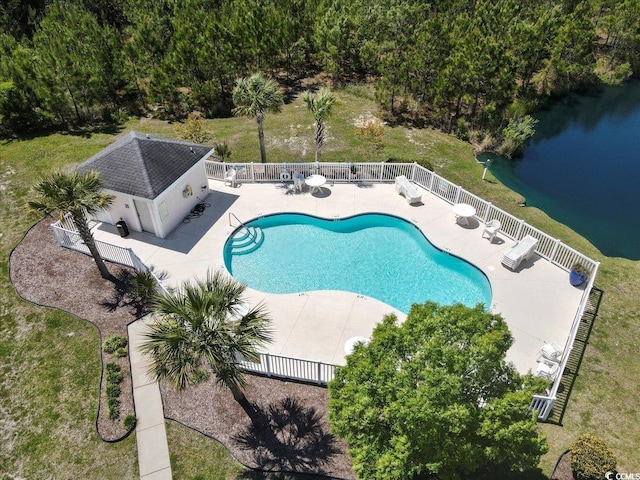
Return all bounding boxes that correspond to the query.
[453,203,476,225]
[305,174,327,195]
[344,336,369,354]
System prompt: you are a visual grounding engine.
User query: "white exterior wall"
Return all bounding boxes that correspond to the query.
[88,158,210,239]
[93,204,115,224]
[154,160,208,238]
[93,190,144,233]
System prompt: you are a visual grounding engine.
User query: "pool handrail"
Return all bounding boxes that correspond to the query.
[228,212,258,243]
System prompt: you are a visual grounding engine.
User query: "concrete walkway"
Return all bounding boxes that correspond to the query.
[128,316,173,479]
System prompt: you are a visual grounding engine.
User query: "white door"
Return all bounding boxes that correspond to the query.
[133,200,155,234]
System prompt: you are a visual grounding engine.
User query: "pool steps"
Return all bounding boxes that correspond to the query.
[226,226,264,255]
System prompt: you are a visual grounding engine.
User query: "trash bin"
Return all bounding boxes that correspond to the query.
[116,220,129,238]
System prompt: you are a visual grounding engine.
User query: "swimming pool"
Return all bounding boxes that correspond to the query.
[224,213,492,313]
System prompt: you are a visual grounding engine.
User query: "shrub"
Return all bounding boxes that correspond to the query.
[128,270,158,304]
[106,362,121,374]
[570,434,617,480]
[455,118,470,141]
[106,384,121,399]
[506,98,539,118]
[104,361,124,421]
[114,347,128,358]
[108,397,120,420]
[105,364,123,391]
[498,115,538,158]
[174,111,211,144]
[192,368,210,384]
[123,414,137,430]
[471,131,497,154]
[102,335,128,354]
[212,141,232,161]
[416,158,434,171]
[354,114,386,157]
[106,369,123,384]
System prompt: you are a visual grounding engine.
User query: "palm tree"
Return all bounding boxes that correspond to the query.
[28,170,115,280]
[232,72,283,164]
[140,270,272,409]
[302,88,336,162]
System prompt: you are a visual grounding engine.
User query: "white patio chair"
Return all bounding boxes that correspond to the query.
[224,168,237,187]
[482,219,501,242]
[501,235,538,270]
[292,171,305,192]
[535,359,561,381]
[537,343,563,362]
[395,175,422,204]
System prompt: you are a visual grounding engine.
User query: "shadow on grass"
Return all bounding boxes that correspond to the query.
[234,397,340,476]
[59,122,124,138]
[1,122,124,144]
[238,471,332,480]
[473,467,548,480]
[544,286,604,426]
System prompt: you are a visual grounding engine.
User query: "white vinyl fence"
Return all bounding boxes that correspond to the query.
[206,160,600,418]
[49,220,169,296]
[49,217,333,383]
[207,160,598,275]
[530,269,597,420]
[49,161,599,413]
[239,352,336,385]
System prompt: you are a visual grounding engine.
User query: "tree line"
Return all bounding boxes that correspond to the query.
[1,0,639,141]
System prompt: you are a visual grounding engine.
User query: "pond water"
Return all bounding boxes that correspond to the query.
[487,80,640,260]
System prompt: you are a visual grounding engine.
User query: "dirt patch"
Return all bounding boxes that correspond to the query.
[10,219,355,478]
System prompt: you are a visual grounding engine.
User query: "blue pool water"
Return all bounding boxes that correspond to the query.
[224,213,492,313]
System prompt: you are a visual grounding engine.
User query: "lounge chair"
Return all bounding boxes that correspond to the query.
[537,343,563,362]
[293,171,305,192]
[501,235,538,270]
[395,175,422,204]
[535,359,561,381]
[224,167,237,187]
[482,219,501,242]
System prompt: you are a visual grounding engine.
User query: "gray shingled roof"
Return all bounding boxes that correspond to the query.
[77,131,214,200]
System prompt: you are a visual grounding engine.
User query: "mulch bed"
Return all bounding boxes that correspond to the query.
[161,375,353,479]
[550,451,575,480]
[10,219,354,478]
[10,220,136,440]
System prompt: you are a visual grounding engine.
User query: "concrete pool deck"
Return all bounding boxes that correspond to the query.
[92,179,584,375]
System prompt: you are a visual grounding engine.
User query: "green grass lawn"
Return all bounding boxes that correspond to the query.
[1,87,638,478]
